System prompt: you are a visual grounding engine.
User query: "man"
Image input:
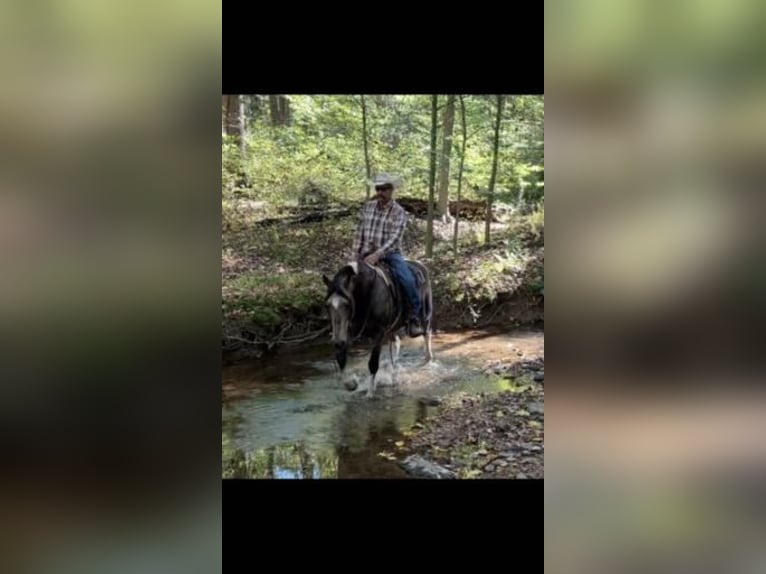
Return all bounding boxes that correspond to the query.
[351,173,423,337]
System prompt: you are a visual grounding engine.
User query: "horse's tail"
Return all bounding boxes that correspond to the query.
[408,260,434,332]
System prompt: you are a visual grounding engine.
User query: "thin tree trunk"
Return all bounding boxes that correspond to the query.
[223,95,246,165]
[453,95,468,258]
[485,95,505,245]
[221,95,227,134]
[224,95,242,137]
[425,95,438,258]
[279,96,291,125]
[437,95,456,218]
[269,95,291,126]
[361,95,372,199]
[237,95,246,155]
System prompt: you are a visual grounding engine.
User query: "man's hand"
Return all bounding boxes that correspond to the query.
[363,252,381,266]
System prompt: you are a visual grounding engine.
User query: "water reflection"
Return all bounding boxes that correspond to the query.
[223,441,340,479]
[223,399,412,478]
[222,329,544,479]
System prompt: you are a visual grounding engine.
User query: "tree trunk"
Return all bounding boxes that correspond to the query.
[269,95,291,126]
[361,95,372,199]
[454,95,468,258]
[437,95,455,219]
[279,95,291,125]
[221,95,227,134]
[269,95,280,126]
[223,94,245,156]
[425,95,438,258]
[485,95,505,245]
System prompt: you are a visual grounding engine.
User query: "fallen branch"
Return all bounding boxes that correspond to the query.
[281,326,330,345]
[223,325,330,349]
[224,335,263,345]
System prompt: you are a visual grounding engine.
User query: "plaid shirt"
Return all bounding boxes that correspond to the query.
[352,199,408,258]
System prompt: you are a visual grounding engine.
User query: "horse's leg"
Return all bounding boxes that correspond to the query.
[367,337,383,399]
[424,329,433,363]
[389,334,401,385]
[421,289,434,364]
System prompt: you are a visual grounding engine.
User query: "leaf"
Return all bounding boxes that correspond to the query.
[394,441,405,448]
[528,421,542,428]
[464,469,483,479]
[377,451,397,461]
[515,409,530,417]
[495,410,505,418]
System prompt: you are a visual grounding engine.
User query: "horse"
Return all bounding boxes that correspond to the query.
[322,258,434,398]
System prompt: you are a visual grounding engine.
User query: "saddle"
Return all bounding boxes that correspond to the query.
[375,259,425,318]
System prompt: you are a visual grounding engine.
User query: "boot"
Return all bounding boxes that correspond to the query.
[407,315,424,337]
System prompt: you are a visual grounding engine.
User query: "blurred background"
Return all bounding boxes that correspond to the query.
[546,0,766,572]
[4,0,766,569]
[0,0,221,572]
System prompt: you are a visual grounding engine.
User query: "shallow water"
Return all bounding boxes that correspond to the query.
[222,326,543,478]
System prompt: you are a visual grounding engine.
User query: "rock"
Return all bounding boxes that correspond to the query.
[516,472,527,479]
[527,401,544,415]
[485,464,495,472]
[533,372,544,382]
[290,403,326,413]
[399,455,456,479]
[418,396,442,407]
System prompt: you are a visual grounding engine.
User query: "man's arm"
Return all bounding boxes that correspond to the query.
[375,207,407,258]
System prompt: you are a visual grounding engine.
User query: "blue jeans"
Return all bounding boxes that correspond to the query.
[383,252,421,318]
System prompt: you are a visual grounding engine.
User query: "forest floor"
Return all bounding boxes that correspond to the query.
[222,197,544,359]
[394,355,544,479]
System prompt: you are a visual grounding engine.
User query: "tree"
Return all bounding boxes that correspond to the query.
[425,95,438,258]
[437,95,456,219]
[361,95,372,199]
[223,94,245,154]
[453,95,468,258]
[269,95,291,126]
[485,95,505,245]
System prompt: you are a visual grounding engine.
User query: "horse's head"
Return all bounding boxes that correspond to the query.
[322,262,360,389]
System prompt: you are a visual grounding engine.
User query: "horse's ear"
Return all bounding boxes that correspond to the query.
[322,274,331,288]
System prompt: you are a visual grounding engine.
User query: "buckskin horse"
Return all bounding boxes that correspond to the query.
[322,258,433,398]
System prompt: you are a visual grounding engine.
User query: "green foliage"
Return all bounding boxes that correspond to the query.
[223,95,543,206]
[223,272,325,328]
[222,135,244,196]
[222,95,544,341]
